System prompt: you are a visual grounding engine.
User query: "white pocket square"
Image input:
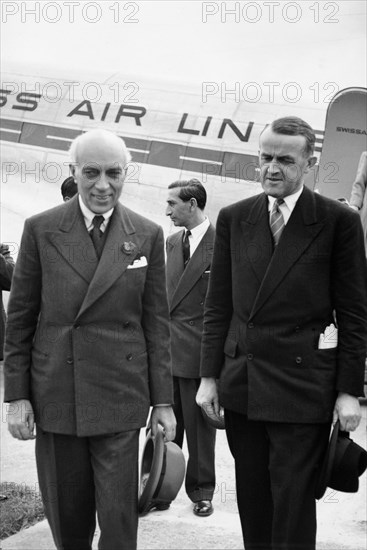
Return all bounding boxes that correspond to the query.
[318,323,338,349]
[127,256,148,269]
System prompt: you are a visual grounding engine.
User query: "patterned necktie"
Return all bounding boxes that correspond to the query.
[90,215,105,259]
[270,198,285,247]
[182,230,191,268]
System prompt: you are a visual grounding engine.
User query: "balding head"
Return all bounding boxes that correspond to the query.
[69,130,132,214]
[69,129,131,166]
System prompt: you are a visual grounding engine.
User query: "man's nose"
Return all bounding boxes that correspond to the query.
[268,160,280,174]
[95,173,110,190]
[165,205,171,216]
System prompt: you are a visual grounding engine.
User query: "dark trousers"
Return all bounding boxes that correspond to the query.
[173,376,216,502]
[225,410,330,550]
[35,428,140,550]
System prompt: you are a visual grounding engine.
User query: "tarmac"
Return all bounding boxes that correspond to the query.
[1,366,367,550]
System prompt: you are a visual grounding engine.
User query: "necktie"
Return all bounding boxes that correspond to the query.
[270,198,285,247]
[182,230,191,268]
[90,215,105,259]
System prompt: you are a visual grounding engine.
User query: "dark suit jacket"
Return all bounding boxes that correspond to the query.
[0,244,14,361]
[4,197,173,436]
[166,225,215,378]
[201,187,367,423]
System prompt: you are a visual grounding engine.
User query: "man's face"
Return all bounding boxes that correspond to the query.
[72,135,127,214]
[259,128,316,199]
[166,188,191,227]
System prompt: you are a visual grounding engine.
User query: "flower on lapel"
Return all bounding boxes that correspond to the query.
[121,241,137,255]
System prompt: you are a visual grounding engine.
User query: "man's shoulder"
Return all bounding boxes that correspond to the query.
[26,202,71,227]
[219,193,264,218]
[166,229,184,245]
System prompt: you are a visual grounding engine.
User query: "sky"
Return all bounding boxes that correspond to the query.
[1,0,366,102]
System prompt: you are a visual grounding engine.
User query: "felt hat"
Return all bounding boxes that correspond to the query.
[315,420,367,499]
[138,426,186,515]
[201,404,225,429]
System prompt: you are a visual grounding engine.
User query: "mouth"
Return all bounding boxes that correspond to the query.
[93,194,112,201]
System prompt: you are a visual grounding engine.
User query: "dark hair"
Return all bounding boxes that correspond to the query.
[168,178,207,210]
[269,116,316,157]
[61,176,78,200]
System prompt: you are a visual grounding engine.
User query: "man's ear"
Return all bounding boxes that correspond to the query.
[307,156,317,169]
[69,164,76,177]
[189,198,197,210]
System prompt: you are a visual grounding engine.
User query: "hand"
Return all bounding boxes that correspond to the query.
[196,377,220,417]
[333,392,361,432]
[150,406,176,441]
[7,399,35,440]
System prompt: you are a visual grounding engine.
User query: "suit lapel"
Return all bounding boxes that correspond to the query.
[240,193,273,283]
[76,203,146,319]
[166,230,185,306]
[250,187,325,318]
[170,225,215,312]
[44,197,98,284]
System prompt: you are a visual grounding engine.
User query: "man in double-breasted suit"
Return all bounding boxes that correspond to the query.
[4,130,175,550]
[166,179,216,517]
[197,117,367,550]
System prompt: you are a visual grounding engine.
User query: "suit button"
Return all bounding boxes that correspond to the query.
[67,357,73,365]
[74,325,80,330]
[295,356,302,364]
[123,321,130,328]
[295,326,300,332]
[200,301,204,306]
[126,353,133,361]
[247,353,253,360]
[248,322,254,329]
[189,321,194,326]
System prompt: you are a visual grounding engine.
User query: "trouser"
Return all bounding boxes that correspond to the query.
[225,410,330,550]
[173,376,216,502]
[36,427,140,550]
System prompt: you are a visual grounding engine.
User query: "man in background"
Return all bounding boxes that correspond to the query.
[61,175,78,201]
[0,244,14,361]
[349,151,367,257]
[166,179,216,517]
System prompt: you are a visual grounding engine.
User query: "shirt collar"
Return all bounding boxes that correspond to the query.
[78,195,114,230]
[188,217,210,239]
[268,186,304,212]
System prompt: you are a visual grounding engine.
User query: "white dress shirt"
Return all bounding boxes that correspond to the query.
[78,195,114,232]
[267,186,304,225]
[187,217,210,257]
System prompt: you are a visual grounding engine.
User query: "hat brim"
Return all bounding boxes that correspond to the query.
[315,421,341,500]
[201,405,225,430]
[138,426,185,515]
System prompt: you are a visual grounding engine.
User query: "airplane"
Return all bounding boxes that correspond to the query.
[1,63,366,250]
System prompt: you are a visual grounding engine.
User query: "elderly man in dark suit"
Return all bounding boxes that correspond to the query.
[166,179,216,517]
[0,243,14,360]
[197,117,367,550]
[4,129,176,550]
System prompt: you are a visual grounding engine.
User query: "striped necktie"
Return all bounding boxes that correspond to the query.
[182,230,191,268]
[270,198,285,247]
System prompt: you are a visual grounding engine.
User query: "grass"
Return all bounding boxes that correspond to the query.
[0,482,45,540]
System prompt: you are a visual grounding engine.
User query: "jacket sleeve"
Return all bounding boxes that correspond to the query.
[331,207,367,396]
[142,225,173,405]
[0,244,15,291]
[200,207,233,378]
[349,151,367,209]
[4,219,42,402]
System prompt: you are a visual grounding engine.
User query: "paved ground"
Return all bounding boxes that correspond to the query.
[1,366,366,550]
